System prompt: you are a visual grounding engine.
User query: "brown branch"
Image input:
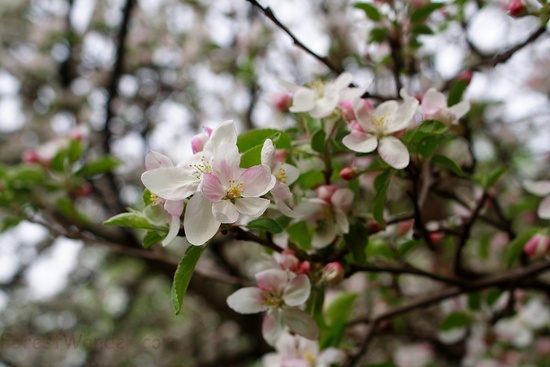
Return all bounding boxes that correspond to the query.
[349,263,463,286]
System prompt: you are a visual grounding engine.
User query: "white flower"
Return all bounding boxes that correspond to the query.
[420,87,469,126]
[523,180,550,219]
[283,72,368,119]
[227,269,319,345]
[494,298,550,347]
[140,120,237,202]
[262,332,345,367]
[261,139,301,218]
[342,91,419,169]
[183,143,275,245]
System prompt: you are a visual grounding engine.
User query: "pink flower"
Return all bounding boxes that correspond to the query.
[190,127,212,154]
[420,88,470,126]
[227,269,319,345]
[524,234,550,258]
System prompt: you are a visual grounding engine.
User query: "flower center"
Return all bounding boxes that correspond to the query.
[226,180,244,199]
[275,167,287,184]
[304,352,316,366]
[189,156,212,179]
[261,291,283,308]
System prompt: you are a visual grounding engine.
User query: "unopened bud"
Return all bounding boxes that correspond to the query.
[22,150,40,164]
[339,167,357,181]
[316,185,339,203]
[397,220,414,236]
[457,70,474,85]
[298,261,311,274]
[429,231,444,246]
[273,92,293,112]
[505,0,527,17]
[279,250,300,272]
[75,182,93,198]
[323,262,345,285]
[367,220,382,233]
[191,132,209,154]
[524,234,550,258]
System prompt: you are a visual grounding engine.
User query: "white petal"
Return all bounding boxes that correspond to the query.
[145,151,173,170]
[312,220,337,249]
[372,100,399,122]
[282,307,320,340]
[141,167,199,201]
[183,193,220,245]
[449,100,470,122]
[331,188,354,213]
[538,196,550,219]
[274,198,302,219]
[283,274,311,306]
[318,348,346,366]
[272,181,292,201]
[256,268,288,295]
[162,216,181,246]
[378,136,410,169]
[386,97,419,133]
[281,164,300,185]
[263,310,283,346]
[203,120,237,153]
[212,143,242,184]
[342,132,378,153]
[163,199,184,217]
[226,287,267,314]
[261,139,275,168]
[334,209,350,234]
[201,173,225,202]
[524,180,550,196]
[332,72,353,90]
[421,88,447,114]
[212,200,240,223]
[235,197,270,217]
[289,88,316,113]
[310,95,339,118]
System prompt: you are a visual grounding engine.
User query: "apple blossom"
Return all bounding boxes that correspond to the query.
[190,126,212,154]
[322,262,345,285]
[295,186,354,248]
[342,91,419,169]
[226,268,319,345]
[524,233,550,258]
[420,88,470,126]
[282,72,369,119]
[523,180,550,219]
[262,332,345,367]
[141,120,237,202]
[494,298,550,347]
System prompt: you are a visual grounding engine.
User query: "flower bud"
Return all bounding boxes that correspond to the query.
[339,100,356,121]
[323,262,345,285]
[75,182,93,198]
[273,92,293,112]
[298,261,311,274]
[429,231,444,246]
[191,127,212,154]
[316,185,338,203]
[367,220,382,233]
[339,167,357,181]
[22,150,41,164]
[505,0,527,17]
[457,70,474,85]
[524,234,550,258]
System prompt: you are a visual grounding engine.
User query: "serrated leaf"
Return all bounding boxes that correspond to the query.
[9,166,45,186]
[171,245,206,315]
[240,144,263,168]
[354,2,382,21]
[311,129,326,153]
[365,239,394,258]
[143,230,166,248]
[432,154,465,176]
[246,218,283,234]
[78,157,120,177]
[369,27,388,43]
[504,227,541,268]
[237,129,291,152]
[103,212,161,230]
[67,139,83,163]
[440,311,471,331]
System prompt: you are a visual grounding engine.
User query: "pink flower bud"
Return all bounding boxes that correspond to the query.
[397,220,414,236]
[323,262,345,285]
[505,0,527,17]
[524,234,550,258]
[339,100,356,121]
[457,70,474,85]
[75,182,93,198]
[278,250,300,272]
[298,261,311,274]
[339,167,357,181]
[273,92,293,112]
[191,133,209,154]
[367,220,382,233]
[429,231,444,246]
[316,185,339,203]
[22,150,41,164]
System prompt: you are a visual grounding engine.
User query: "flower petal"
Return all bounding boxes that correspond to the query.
[524,180,550,196]
[274,198,302,219]
[282,307,320,340]
[164,199,184,217]
[263,310,283,346]
[145,151,173,170]
[312,220,337,249]
[448,100,470,122]
[421,88,447,115]
[318,348,346,366]
[226,287,267,314]
[201,173,226,202]
[235,197,270,217]
[141,166,199,201]
[290,88,316,113]
[203,120,237,153]
[378,136,410,169]
[281,163,300,185]
[386,97,419,133]
[310,95,339,118]
[256,268,288,295]
[271,181,292,201]
[162,216,181,246]
[538,196,550,219]
[212,200,240,223]
[261,139,275,168]
[212,143,243,184]
[331,188,354,213]
[283,274,311,306]
[183,193,220,245]
[241,165,276,197]
[342,131,378,153]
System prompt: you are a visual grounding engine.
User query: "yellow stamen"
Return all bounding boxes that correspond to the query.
[226,181,244,200]
[275,167,287,184]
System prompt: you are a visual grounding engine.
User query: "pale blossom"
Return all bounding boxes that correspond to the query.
[261,139,301,218]
[184,143,276,245]
[190,126,212,154]
[494,298,550,347]
[283,72,369,119]
[141,120,237,202]
[262,332,345,367]
[227,269,319,345]
[342,91,419,169]
[295,186,354,248]
[523,180,550,219]
[420,88,470,126]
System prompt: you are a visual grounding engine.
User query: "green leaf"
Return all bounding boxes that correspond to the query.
[67,139,83,163]
[297,171,325,190]
[8,166,45,186]
[369,27,388,43]
[397,239,424,257]
[354,2,382,21]
[240,144,263,168]
[468,292,481,311]
[440,311,471,331]
[365,238,394,259]
[448,79,469,107]
[171,245,206,315]
[344,223,369,264]
[246,218,283,234]
[416,120,448,135]
[411,3,445,23]
[411,24,433,35]
[475,166,507,189]
[143,230,166,248]
[103,212,161,230]
[288,221,312,250]
[417,136,440,156]
[432,154,465,176]
[504,227,541,268]
[322,292,357,348]
[78,157,120,177]
[236,129,291,152]
[311,129,326,153]
[373,170,392,225]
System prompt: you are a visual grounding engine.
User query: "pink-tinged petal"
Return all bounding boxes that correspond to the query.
[226,287,267,314]
[162,216,181,246]
[353,98,376,132]
[290,88,316,113]
[183,193,220,246]
[332,72,353,90]
[255,269,288,295]
[263,310,283,346]
[331,188,354,213]
[261,139,275,168]
[318,348,346,366]
[235,197,270,217]
[203,120,237,153]
[295,199,326,220]
[145,151,173,170]
[241,165,276,197]
[274,198,302,219]
[334,209,350,234]
[449,100,470,122]
[310,95,339,118]
[282,307,320,340]
[342,131,378,153]
[283,274,311,306]
[164,199,183,217]
[212,200,240,223]
[386,97,419,133]
[272,181,292,201]
[201,173,225,202]
[281,163,300,185]
[538,196,550,219]
[524,180,550,196]
[141,167,199,201]
[312,220,337,249]
[421,88,447,114]
[378,136,410,169]
[213,143,243,184]
[372,100,399,123]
